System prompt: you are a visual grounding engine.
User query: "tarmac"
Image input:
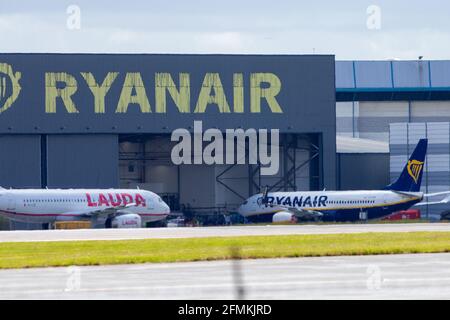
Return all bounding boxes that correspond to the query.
[0,223,449,242]
[1,253,449,299]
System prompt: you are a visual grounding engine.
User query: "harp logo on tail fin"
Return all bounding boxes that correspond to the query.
[407,159,424,184]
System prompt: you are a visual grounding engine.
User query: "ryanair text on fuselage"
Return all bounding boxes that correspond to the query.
[260,195,328,208]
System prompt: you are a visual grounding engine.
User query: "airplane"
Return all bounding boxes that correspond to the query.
[0,188,170,229]
[238,138,450,223]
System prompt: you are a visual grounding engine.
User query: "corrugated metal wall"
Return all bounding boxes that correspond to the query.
[411,101,450,121]
[337,101,450,142]
[337,153,389,190]
[0,135,41,187]
[0,135,42,230]
[390,122,450,219]
[46,134,119,188]
[336,60,450,145]
[336,60,450,89]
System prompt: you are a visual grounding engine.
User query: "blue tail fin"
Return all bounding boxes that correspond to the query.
[385,138,428,192]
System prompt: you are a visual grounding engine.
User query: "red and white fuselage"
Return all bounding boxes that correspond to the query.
[0,188,170,227]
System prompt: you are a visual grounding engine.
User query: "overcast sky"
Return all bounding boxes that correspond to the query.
[1,0,449,60]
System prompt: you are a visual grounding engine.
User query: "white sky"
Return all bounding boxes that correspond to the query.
[1,0,449,60]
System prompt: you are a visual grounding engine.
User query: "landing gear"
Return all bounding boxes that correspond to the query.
[105,217,112,228]
[359,210,368,223]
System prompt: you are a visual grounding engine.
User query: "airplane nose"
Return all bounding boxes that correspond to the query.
[163,202,170,214]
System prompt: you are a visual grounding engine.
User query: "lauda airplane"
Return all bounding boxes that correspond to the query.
[0,188,170,228]
[238,139,450,223]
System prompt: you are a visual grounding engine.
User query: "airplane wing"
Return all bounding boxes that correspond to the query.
[61,202,138,218]
[424,191,450,197]
[414,195,450,207]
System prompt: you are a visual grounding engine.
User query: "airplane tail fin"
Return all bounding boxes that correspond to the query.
[384,138,428,192]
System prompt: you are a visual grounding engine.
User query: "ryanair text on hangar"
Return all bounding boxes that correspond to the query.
[0,63,284,114]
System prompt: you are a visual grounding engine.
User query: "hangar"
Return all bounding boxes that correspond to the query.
[0,54,336,229]
[3,55,450,229]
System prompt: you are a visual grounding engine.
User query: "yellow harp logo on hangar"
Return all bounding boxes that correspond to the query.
[407,159,424,184]
[0,63,21,114]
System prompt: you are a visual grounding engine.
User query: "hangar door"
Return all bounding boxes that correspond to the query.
[119,135,179,210]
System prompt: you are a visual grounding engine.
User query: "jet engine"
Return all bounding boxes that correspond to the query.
[111,213,142,228]
[272,211,297,224]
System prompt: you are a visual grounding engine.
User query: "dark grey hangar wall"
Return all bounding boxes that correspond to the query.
[0,54,336,189]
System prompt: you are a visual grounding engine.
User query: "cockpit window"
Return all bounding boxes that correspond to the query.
[243,201,248,205]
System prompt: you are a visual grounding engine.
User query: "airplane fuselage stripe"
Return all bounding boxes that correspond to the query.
[0,210,168,217]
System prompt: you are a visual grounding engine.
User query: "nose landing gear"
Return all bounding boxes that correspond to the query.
[359,210,368,222]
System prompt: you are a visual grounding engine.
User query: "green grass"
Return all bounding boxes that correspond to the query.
[0,231,450,269]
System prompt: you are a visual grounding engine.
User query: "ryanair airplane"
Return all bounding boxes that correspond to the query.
[238,139,450,222]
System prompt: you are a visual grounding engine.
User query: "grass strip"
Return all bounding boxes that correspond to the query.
[0,231,449,269]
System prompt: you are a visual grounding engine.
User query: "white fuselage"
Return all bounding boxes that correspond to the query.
[238,190,423,221]
[0,189,170,225]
